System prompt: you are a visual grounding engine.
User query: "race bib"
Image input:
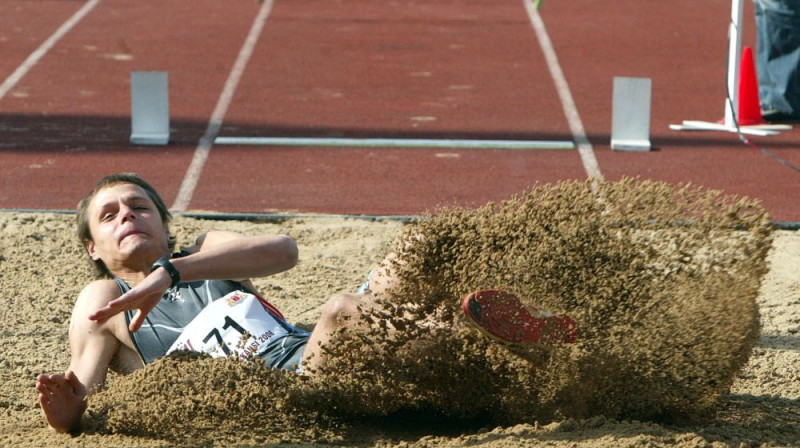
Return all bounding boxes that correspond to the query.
[167,290,291,361]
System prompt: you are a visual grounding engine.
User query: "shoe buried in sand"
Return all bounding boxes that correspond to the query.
[462,290,577,344]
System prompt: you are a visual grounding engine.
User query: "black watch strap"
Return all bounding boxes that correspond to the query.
[151,257,181,288]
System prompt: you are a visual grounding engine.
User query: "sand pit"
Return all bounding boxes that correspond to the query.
[1,179,799,447]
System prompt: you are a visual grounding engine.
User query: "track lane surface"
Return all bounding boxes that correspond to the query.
[196,0,585,215]
[543,0,800,221]
[1,0,798,221]
[0,0,262,208]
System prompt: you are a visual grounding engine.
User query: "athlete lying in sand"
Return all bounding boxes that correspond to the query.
[36,172,575,434]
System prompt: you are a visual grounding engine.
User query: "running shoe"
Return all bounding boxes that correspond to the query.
[462,290,577,344]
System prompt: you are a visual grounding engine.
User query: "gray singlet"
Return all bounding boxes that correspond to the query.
[114,277,309,371]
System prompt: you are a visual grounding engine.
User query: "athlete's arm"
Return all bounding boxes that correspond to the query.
[178,231,298,282]
[89,231,298,331]
[36,280,122,433]
[181,230,283,294]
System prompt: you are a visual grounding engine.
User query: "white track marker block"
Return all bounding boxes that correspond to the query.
[611,77,652,151]
[130,71,170,145]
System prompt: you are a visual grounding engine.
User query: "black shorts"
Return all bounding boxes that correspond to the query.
[261,332,310,373]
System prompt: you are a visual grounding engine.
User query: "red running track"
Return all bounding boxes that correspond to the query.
[0,0,798,221]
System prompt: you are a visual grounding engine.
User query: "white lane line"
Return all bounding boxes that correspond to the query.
[0,0,102,102]
[214,136,575,150]
[522,0,603,180]
[171,0,275,212]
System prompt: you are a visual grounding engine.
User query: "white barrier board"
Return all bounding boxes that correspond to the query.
[130,71,170,145]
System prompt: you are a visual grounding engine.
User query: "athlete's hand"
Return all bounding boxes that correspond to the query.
[36,370,87,433]
[89,267,172,332]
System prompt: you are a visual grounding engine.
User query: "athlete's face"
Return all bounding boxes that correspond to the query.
[84,183,170,268]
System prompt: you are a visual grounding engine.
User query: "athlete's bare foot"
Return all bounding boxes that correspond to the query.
[36,371,87,433]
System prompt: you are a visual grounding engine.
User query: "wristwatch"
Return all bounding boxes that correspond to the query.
[151,257,181,288]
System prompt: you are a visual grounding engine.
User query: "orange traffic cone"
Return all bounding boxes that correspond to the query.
[737,46,763,125]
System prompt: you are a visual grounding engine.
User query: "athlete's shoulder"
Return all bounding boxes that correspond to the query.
[68,279,128,342]
[75,279,123,311]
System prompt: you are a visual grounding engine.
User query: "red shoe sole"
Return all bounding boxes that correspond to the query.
[462,290,577,344]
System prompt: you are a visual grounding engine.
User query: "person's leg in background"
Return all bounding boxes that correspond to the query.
[755,0,800,122]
